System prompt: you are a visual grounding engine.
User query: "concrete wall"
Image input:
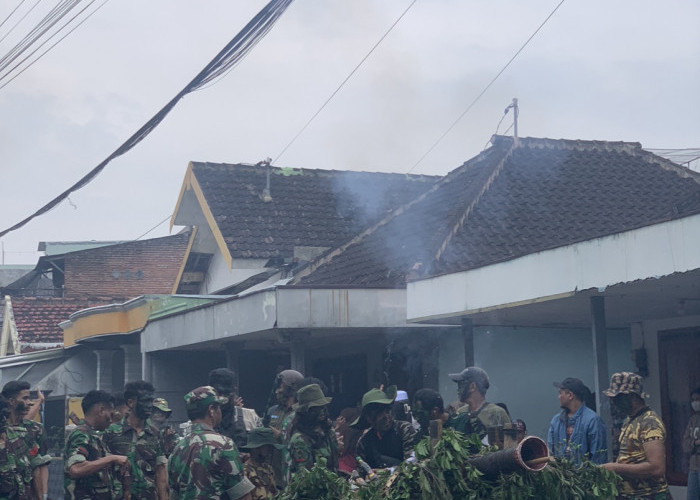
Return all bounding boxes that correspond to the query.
[439,326,635,441]
[409,213,700,322]
[149,350,227,424]
[202,253,269,294]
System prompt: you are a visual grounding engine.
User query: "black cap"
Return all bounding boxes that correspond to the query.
[553,378,588,400]
[448,367,490,388]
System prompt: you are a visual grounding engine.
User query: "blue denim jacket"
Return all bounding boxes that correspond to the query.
[547,404,607,464]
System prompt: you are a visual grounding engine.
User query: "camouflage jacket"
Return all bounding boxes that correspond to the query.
[0,428,34,500]
[168,422,254,500]
[243,461,277,500]
[12,419,52,469]
[448,402,510,441]
[356,420,418,468]
[616,407,669,497]
[287,426,339,479]
[103,417,166,500]
[159,424,180,458]
[64,422,119,500]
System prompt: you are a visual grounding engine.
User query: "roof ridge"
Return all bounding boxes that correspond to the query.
[292,141,514,283]
[192,161,441,180]
[432,139,517,265]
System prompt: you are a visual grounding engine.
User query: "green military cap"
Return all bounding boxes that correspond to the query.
[153,397,172,414]
[184,385,228,412]
[240,427,284,450]
[292,383,332,412]
[351,385,397,429]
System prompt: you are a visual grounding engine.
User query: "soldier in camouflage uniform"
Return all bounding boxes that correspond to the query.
[168,386,254,500]
[262,369,303,488]
[2,380,52,499]
[287,384,339,479]
[0,394,33,499]
[64,390,128,500]
[149,398,180,458]
[353,385,417,469]
[241,427,282,500]
[602,372,672,500]
[103,380,168,500]
[446,367,511,446]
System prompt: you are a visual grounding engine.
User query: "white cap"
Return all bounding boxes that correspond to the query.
[396,390,409,402]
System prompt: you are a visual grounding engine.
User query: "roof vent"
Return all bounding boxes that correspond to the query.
[258,158,273,202]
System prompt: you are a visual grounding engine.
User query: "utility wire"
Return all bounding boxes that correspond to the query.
[0,0,28,32]
[0,0,295,239]
[0,0,107,90]
[133,215,171,241]
[0,0,43,45]
[273,0,418,163]
[408,0,566,173]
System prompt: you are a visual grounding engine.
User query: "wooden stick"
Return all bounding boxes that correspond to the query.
[525,456,554,466]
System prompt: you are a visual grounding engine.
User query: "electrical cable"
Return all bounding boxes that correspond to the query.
[0,0,43,45]
[408,0,566,173]
[0,0,29,32]
[133,215,171,241]
[0,0,108,90]
[273,0,418,163]
[0,0,295,239]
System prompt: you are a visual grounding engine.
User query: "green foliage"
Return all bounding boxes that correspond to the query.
[279,430,619,500]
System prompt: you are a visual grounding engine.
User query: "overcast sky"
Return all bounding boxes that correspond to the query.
[1,0,698,265]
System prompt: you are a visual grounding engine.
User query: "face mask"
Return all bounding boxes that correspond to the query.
[613,394,633,414]
[692,401,700,412]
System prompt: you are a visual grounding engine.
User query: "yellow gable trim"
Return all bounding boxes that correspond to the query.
[62,303,150,347]
[171,226,198,294]
[171,162,233,269]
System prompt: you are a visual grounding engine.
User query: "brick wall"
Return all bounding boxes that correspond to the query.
[63,231,191,299]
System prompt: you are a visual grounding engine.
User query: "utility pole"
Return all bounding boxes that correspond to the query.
[511,98,519,138]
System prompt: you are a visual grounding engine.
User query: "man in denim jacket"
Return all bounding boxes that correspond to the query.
[547,377,607,464]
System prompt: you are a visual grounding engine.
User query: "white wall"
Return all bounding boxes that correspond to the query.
[203,253,269,294]
[409,213,700,322]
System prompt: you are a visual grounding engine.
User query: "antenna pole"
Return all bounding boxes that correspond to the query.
[512,98,519,138]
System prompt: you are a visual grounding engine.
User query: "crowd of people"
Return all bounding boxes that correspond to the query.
[0,366,698,500]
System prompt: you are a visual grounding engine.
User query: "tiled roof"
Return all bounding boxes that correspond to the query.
[190,163,440,259]
[295,136,700,286]
[10,297,110,344]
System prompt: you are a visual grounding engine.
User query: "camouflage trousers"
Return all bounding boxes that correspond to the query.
[618,491,673,500]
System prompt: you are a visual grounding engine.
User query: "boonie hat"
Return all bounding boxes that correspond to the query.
[351,385,398,429]
[240,427,284,450]
[153,398,172,414]
[184,386,228,412]
[604,372,649,399]
[553,378,588,400]
[292,383,332,412]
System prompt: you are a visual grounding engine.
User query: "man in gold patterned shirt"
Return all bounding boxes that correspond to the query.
[601,372,671,500]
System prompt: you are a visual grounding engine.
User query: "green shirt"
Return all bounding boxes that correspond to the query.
[287,427,339,480]
[168,422,254,500]
[448,402,510,442]
[64,422,118,500]
[0,427,34,499]
[103,417,166,500]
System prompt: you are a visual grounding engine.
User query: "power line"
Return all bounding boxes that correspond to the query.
[133,215,171,241]
[0,0,108,91]
[0,0,295,239]
[273,0,418,163]
[408,0,566,173]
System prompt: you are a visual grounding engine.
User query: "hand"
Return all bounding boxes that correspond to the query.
[110,455,129,467]
[335,431,345,455]
[239,452,250,463]
[334,416,346,430]
[234,396,244,407]
[35,389,45,404]
[601,463,617,472]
